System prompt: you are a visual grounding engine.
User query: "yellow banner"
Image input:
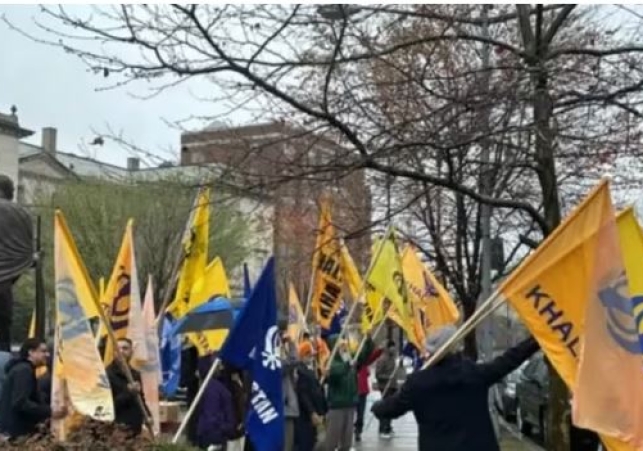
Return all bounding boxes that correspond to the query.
[366,228,414,340]
[572,207,643,448]
[189,257,232,355]
[496,181,634,451]
[102,220,137,365]
[310,199,344,329]
[51,211,114,439]
[288,283,306,341]
[401,245,460,334]
[167,187,210,319]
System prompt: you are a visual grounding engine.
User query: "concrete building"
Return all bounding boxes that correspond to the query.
[0,108,273,286]
[0,107,33,197]
[180,121,372,301]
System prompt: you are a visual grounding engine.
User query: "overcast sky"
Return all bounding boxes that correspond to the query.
[0,5,232,167]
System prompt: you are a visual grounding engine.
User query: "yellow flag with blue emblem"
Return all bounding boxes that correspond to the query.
[401,245,460,334]
[572,207,643,449]
[51,211,114,439]
[494,180,635,451]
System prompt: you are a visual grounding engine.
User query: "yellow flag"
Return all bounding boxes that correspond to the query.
[288,283,306,341]
[102,220,139,365]
[28,311,35,339]
[339,240,383,334]
[366,228,414,341]
[51,212,100,319]
[188,257,232,355]
[167,188,210,319]
[51,211,114,439]
[401,245,460,333]
[310,199,344,329]
[496,181,634,451]
[572,207,643,448]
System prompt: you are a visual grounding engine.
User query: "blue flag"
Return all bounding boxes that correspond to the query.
[243,262,252,299]
[321,301,348,339]
[220,257,284,451]
[160,316,182,397]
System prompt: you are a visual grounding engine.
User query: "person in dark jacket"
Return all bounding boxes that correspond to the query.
[106,338,149,436]
[219,365,247,451]
[37,352,53,407]
[196,357,235,451]
[0,338,66,439]
[375,340,399,437]
[371,325,539,451]
[294,351,327,451]
[354,346,383,443]
[323,333,374,451]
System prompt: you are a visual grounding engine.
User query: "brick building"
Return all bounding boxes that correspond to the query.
[181,121,372,303]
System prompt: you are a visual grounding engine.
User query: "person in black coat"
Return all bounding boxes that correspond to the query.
[0,338,66,439]
[106,338,149,436]
[371,325,539,451]
[294,359,327,451]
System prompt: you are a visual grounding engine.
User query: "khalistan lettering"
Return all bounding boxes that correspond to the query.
[525,285,580,357]
[250,381,278,424]
[317,251,342,322]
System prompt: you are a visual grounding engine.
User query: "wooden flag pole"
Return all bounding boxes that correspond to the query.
[421,290,504,370]
[91,287,155,437]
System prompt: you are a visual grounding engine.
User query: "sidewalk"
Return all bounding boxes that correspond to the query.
[358,410,540,451]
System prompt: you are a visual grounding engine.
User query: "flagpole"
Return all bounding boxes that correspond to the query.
[90,280,155,437]
[155,187,204,327]
[421,290,504,370]
[322,224,394,379]
[172,357,221,443]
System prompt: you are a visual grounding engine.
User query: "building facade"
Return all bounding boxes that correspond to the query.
[180,121,372,302]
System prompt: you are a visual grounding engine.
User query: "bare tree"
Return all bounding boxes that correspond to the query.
[12,4,643,449]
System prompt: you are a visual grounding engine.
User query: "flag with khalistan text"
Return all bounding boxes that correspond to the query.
[495,181,635,451]
[167,188,210,319]
[102,220,140,365]
[139,277,161,435]
[310,199,344,329]
[51,211,114,440]
[288,283,306,341]
[572,207,643,448]
[219,257,284,451]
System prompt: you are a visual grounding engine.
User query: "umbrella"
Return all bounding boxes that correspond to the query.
[171,297,245,336]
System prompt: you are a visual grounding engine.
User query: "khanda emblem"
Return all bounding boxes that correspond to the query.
[261,326,282,371]
[598,271,642,354]
[422,272,439,299]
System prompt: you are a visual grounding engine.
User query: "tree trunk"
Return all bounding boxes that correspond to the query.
[531,58,575,451]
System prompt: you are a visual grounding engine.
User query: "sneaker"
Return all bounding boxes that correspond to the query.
[355,434,361,443]
[380,433,391,440]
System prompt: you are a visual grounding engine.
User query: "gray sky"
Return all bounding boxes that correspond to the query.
[0,5,229,167]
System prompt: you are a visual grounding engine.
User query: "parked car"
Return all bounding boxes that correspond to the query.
[493,360,526,420]
[516,353,601,449]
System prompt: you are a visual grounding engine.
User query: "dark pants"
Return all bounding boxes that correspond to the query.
[354,394,367,436]
[378,387,397,434]
[0,283,13,352]
[295,415,317,451]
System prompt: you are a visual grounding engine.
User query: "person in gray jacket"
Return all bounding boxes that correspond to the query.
[375,340,399,438]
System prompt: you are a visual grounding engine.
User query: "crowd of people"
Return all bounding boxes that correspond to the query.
[0,321,550,451]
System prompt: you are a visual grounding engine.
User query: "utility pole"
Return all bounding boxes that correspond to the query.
[478,3,499,437]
